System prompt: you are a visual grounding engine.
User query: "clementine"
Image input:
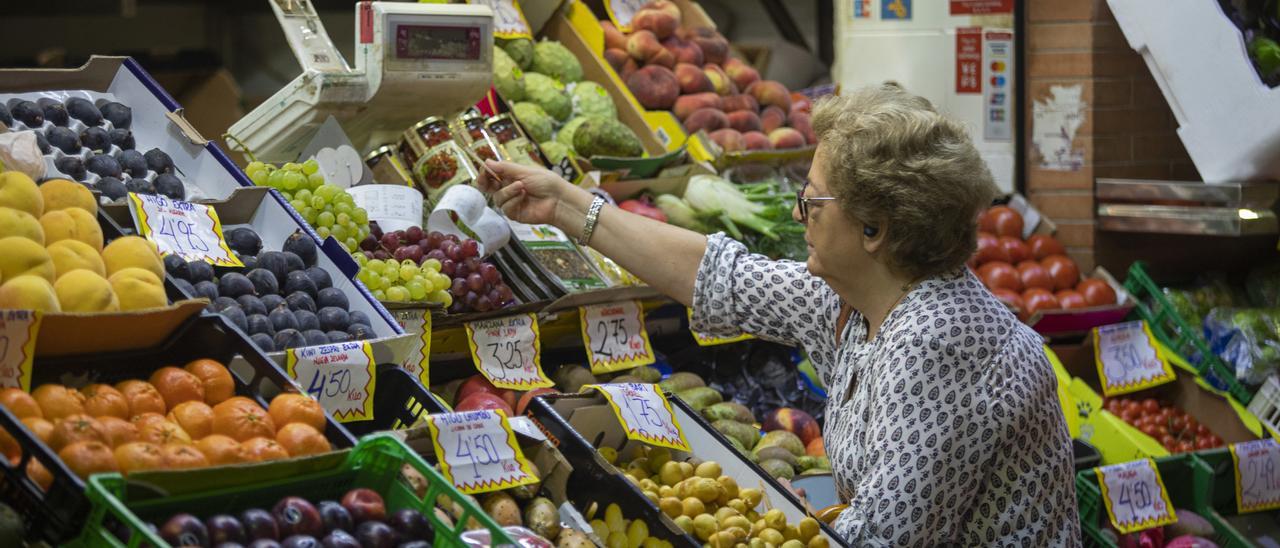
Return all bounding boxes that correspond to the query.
[211,398,275,442]
[48,414,107,451]
[114,442,164,474]
[114,380,166,417]
[241,437,290,462]
[161,443,209,470]
[32,384,86,420]
[138,420,192,446]
[27,459,52,491]
[0,387,42,419]
[194,435,246,465]
[166,401,214,439]
[58,440,119,479]
[275,423,331,457]
[268,393,327,432]
[0,430,17,461]
[97,416,139,447]
[184,359,235,405]
[129,412,167,431]
[21,416,54,444]
[148,367,205,410]
[80,384,130,419]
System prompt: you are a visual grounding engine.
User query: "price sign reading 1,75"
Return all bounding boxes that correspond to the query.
[586,383,689,452]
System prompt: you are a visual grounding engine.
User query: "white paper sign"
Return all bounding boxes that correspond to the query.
[1232,439,1280,513]
[1096,459,1177,533]
[1094,321,1175,396]
[585,383,689,452]
[466,313,552,390]
[286,341,376,422]
[128,193,242,267]
[468,0,532,38]
[580,301,654,374]
[425,409,538,494]
[392,309,431,388]
[606,0,648,31]
[0,310,40,390]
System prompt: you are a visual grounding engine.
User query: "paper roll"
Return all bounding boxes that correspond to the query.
[348,184,426,234]
[427,185,511,257]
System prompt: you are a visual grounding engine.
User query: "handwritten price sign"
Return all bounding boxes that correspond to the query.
[580,301,654,374]
[129,193,242,267]
[425,409,539,494]
[1232,439,1280,513]
[286,341,376,422]
[687,308,755,347]
[604,0,647,32]
[585,383,689,452]
[1094,321,1175,396]
[0,310,40,390]
[466,313,552,390]
[1096,459,1178,534]
[393,309,431,388]
[468,0,532,38]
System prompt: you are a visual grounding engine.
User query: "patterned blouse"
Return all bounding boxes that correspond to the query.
[690,234,1082,547]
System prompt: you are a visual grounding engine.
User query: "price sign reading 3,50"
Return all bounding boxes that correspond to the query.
[586,383,689,452]
[466,313,552,390]
[1094,320,1175,396]
[0,310,40,390]
[425,409,539,495]
[128,193,243,267]
[286,341,376,422]
[1232,439,1280,513]
[580,301,654,374]
[1097,459,1177,534]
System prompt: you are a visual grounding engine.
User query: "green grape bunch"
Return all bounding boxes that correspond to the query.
[243,159,372,254]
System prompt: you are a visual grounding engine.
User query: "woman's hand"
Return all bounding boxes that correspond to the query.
[477,160,590,229]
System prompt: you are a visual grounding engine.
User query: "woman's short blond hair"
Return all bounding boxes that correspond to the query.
[812,83,999,281]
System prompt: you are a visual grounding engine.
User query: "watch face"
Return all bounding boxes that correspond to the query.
[395,24,482,61]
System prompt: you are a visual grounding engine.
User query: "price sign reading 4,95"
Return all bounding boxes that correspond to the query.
[585,383,689,452]
[286,341,376,422]
[1094,320,1175,396]
[1096,459,1177,534]
[425,409,539,495]
[466,313,552,390]
[128,193,243,267]
[0,310,40,390]
[1232,439,1280,513]
[580,301,654,374]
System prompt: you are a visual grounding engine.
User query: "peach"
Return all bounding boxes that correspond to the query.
[633,8,679,39]
[790,111,816,144]
[642,0,683,22]
[626,65,680,110]
[627,30,663,62]
[709,128,746,152]
[703,64,733,96]
[768,127,806,149]
[673,92,723,120]
[791,92,812,114]
[675,63,713,94]
[601,20,628,51]
[685,28,730,65]
[760,105,787,133]
[763,408,821,445]
[683,108,729,134]
[721,94,759,113]
[620,57,639,79]
[727,110,762,133]
[747,80,792,112]
[647,47,676,68]
[742,131,772,151]
[662,35,703,66]
[724,58,760,91]
[604,48,630,73]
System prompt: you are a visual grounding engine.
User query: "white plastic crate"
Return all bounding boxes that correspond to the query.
[1246,374,1280,435]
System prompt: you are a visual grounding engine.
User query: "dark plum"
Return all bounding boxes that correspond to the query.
[284,271,318,299]
[303,329,329,346]
[247,314,275,336]
[284,230,318,267]
[293,309,320,331]
[321,529,360,548]
[250,541,283,548]
[172,278,196,297]
[95,176,127,200]
[207,514,248,545]
[154,173,185,200]
[274,497,323,538]
[46,127,80,154]
[317,501,352,533]
[212,296,239,312]
[304,267,332,291]
[250,333,276,352]
[163,253,189,280]
[218,272,256,298]
[187,259,215,283]
[246,269,279,296]
[283,251,306,274]
[85,154,122,178]
[281,536,320,548]
[144,147,175,173]
[316,287,348,311]
[124,176,155,195]
[39,100,69,127]
[355,521,399,548]
[101,101,132,128]
[9,100,43,127]
[240,508,280,540]
[349,311,371,327]
[34,131,50,154]
[66,97,103,126]
[326,331,352,344]
[261,293,286,311]
[269,307,300,332]
[109,128,135,150]
[0,102,11,126]
[241,254,259,270]
[226,227,263,256]
[273,329,307,350]
[54,156,86,181]
[257,251,290,285]
[160,513,209,547]
[81,127,111,152]
[194,280,220,301]
[387,509,432,541]
[317,307,349,332]
[286,291,317,313]
[116,149,147,177]
[219,305,248,332]
[238,294,268,316]
[347,324,374,340]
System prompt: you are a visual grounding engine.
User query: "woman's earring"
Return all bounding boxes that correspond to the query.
[863,225,879,237]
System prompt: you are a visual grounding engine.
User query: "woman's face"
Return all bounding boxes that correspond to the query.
[796,146,864,279]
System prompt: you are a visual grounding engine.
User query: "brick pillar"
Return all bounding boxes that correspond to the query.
[1024,0,1199,272]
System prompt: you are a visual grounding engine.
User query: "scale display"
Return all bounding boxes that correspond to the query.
[395,25,483,61]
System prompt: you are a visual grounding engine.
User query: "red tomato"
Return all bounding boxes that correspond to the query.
[974,232,1007,265]
[1041,255,1081,291]
[1021,288,1060,315]
[991,288,1023,311]
[977,262,1022,292]
[987,206,1024,238]
[1055,289,1088,309]
[1016,261,1053,291]
[1196,436,1217,450]
[1178,441,1195,453]
[977,209,997,234]
[1076,278,1118,307]
[1170,415,1187,434]
[1141,399,1160,413]
[999,236,1031,264]
[1160,435,1178,448]
[1026,234,1066,260]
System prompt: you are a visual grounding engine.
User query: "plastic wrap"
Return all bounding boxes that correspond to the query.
[666,340,826,425]
[461,526,556,548]
[1203,307,1280,385]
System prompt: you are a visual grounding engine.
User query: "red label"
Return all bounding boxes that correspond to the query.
[950,0,1013,15]
[360,2,374,44]
[956,27,982,94]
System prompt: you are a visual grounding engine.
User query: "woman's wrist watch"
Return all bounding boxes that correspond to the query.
[578,195,606,246]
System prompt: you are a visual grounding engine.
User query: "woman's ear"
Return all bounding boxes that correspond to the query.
[862,223,886,254]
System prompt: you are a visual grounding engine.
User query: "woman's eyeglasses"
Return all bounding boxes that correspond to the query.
[796,181,836,224]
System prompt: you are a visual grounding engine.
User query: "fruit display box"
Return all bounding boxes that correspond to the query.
[75,433,512,548]
[0,309,358,544]
[340,365,445,437]
[525,392,846,547]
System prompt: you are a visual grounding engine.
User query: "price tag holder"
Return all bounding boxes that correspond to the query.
[0,310,40,390]
[128,193,243,267]
[687,308,755,347]
[604,0,647,32]
[425,409,539,494]
[466,313,552,390]
[1231,439,1280,513]
[468,0,532,39]
[286,341,376,422]
[584,383,689,452]
[393,309,431,388]
[1096,459,1178,534]
[580,300,654,374]
[1093,321,1175,396]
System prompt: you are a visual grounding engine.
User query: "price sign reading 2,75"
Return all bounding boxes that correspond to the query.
[1232,439,1280,513]
[425,409,538,495]
[128,192,243,267]
[465,313,552,390]
[580,301,654,374]
[586,383,689,452]
[1096,459,1177,534]
[286,341,376,423]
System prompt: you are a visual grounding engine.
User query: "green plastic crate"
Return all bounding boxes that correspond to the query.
[1193,447,1280,545]
[71,434,513,547]
[1124,261,1254,405]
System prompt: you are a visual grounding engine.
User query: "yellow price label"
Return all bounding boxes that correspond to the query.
[580,301,654,374]
[425,409,539,494]
[286,341,376,422]
[1094,321,1175,396]
[584,383,689,452]
[1096,458,1178,534]
[0,310,40,390]
[128,193,243,267]
[394,309,432,387]
[1231,439,1280,514]
[466,313,552,390]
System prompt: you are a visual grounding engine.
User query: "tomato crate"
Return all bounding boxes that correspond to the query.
[0,312,357,544]
[1123,261,1253,405]
[341,364,448,437]
[73,433,512,547]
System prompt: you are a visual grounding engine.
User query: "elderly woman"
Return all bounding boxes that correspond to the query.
[480,83,1081,546]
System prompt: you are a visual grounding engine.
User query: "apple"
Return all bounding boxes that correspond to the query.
[455,392,515,416]
[455,375,516,410]
[341,488,387,524]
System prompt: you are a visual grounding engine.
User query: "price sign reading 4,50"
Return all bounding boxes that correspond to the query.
[1097,459,1177,534]
[1094,320,1175,396]
[286,341,376,422]
[466,313,552,390]
[0,310,40,391]
[580,301,654,374]
[586,383,689,452]
[425,409,538,495]
[128,193,243,267]
[1232,439,1280,513]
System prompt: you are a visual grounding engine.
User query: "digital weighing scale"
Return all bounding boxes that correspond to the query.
[227,0,496,163]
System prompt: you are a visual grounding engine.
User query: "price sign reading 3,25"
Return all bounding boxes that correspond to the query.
[286,341,376,422]
[1097,459,1177,534]
[580,301,654,374]
[586,383,689,452]
[0,310,40,390]
[1094,320,1175,396]
[425,409,539,495]
[128,193,243,267]
[1232,439,1280,513]
[466,313,552,390]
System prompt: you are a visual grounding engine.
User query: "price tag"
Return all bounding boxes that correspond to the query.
[580,301,654,374]
[468,0,532,39]
[604,0,648,32]
[0,310,40,390]
[1093,321,1175,396]
[1231,439,1280,513]
[128,193,243,267]
[425,409,539,494]
[1096,459,1178,534]
[466,313,552,390]
[584,383,689,452]
[286,341,376,422]
[687,308,755,347]
[393,309,431,388]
